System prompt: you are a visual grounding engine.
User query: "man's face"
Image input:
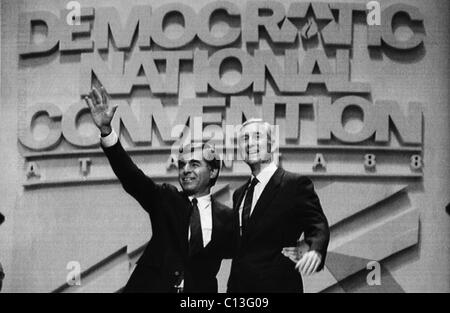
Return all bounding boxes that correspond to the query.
[178,150,215,196]
[238,122,273,165]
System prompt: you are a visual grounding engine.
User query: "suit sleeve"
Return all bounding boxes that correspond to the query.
[215,201,237,260]
[296,177,330,271]
[102,140,160,214]
[228,189,243,258]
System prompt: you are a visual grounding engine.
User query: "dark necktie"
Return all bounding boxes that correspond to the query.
[189,198,203,256]
[241,178,259,234]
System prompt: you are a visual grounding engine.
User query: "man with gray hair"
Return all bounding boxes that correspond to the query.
[84,86,234,292]
[227,118,330,292]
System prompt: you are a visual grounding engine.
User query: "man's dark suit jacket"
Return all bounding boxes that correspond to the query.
[103,141,234,293]
[228,167,330,293]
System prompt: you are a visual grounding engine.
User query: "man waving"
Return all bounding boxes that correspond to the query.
[85,87,234,293]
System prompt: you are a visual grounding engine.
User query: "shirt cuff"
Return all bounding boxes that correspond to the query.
[100,129,118,148]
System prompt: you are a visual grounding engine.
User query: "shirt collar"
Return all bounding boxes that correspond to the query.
[253,162,278,186]
[188,193,212,207]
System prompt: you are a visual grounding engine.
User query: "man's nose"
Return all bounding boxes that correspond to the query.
[248,136,259,149]
[182,163,192,173]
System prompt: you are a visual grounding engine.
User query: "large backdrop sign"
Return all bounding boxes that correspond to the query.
[8,0,433,292]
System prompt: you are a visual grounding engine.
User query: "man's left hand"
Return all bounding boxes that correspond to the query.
[295,250,322,276]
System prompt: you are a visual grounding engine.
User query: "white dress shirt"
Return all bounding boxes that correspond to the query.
[239,162,278,227]
[100,130,213,247]
[100,129,119,147]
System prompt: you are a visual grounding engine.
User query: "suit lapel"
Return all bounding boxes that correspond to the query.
[234,179,251,212]
[177,192,192,259]
[206,199,222,250]
[247,167,284,230]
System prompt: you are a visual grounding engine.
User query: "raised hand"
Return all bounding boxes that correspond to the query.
[84,86,118,136]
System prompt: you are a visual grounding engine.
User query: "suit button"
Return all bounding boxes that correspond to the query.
[174,271,180,276]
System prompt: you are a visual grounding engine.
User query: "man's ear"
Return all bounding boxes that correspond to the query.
[269,138,278,154]
[210,168,219,181]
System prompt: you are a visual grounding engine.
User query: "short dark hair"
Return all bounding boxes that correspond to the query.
[0,213,4,225]
[178,142,221,186]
